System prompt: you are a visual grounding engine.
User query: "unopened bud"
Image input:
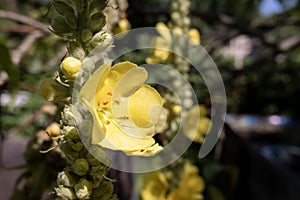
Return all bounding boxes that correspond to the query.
[81,29,93,42]
[61,57,82,79]
[62,126,79,140]
[90,181,114,199]
[74,178,93,199]
[72,158,89,176]
[55,185,77,200]
[52,1,74,16]
[67,41,85,60]
[45,122,60,137]
[57,170,78,187]
[88,13,105,32]
[51,16,73,34]
[65,13,78,30]
[87,31,113,54]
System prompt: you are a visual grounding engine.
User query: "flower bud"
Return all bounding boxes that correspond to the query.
[62,126,79,140]
[67,41,85,60]
[171,12,181,23]
[40,78,69,102]
[74,178,93,199]
[45,122,60,137]
[57,170,78,187]
[89,165,107,179]
[88,13,105,32]
[61,57,82,79]
[51,16,73,34]
[87,31,113,54]
[89,0,107,16]
[65,13,78,30]
[70,140,83,151]
[52,0,74,16]
[55,185,77,200]
[90,181,114,199]
[60,141,80,159]
[81,29,93,42]
[72,158,89,176]
[86,153,100,167]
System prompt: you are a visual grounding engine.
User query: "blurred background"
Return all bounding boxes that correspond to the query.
[1,0,300,199]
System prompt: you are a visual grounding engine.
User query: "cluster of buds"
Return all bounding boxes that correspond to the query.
[51,0,112,60]
[51,0,106,40]
[39,1,118,199]
[54,106,117,200]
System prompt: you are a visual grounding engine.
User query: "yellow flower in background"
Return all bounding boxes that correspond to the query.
[168,162,205,200]
[141,172,169,200]
[183,105,211,143]
[113,18,131,35]
[141,162,205,200]
[188,28,201,45]
[79,61,164,156]
[146,22,201,64]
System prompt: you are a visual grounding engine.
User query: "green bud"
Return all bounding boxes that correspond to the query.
[89,0,107,16]
[55,185,77,200]
[65,13,78,30]
[70,140,83,151]
[89,165,107,179]
[52,0,74,15]
[57,170,78,187]
[74,178,93,199]
[81,29,93,42]
[87,13,105,32]
[87,31,113,54]
[72,158,89,176]
[51,16,73,34]
[40,78,69,102]
[62,126,79,140]
[90,181,114,199]
[67,41,85,60]
[86,153,101,167]
[60,140,80,159]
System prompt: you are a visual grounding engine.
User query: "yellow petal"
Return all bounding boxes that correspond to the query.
[188,28,201,45]
[129,85,163,127]
[80,63,110,105]
[125,143,163,156]
[95,61,137,110]
[110,66,149,121]
[156,22,172,43]
[92,118,155,151]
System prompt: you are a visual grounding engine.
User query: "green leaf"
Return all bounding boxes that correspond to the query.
[0,38,19,90]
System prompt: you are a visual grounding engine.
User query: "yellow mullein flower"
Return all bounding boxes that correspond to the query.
[168,162,205,200]
[141,172,169,200]
[183,105,211,143]
[79,61,164,156]
[146,22,201,64]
